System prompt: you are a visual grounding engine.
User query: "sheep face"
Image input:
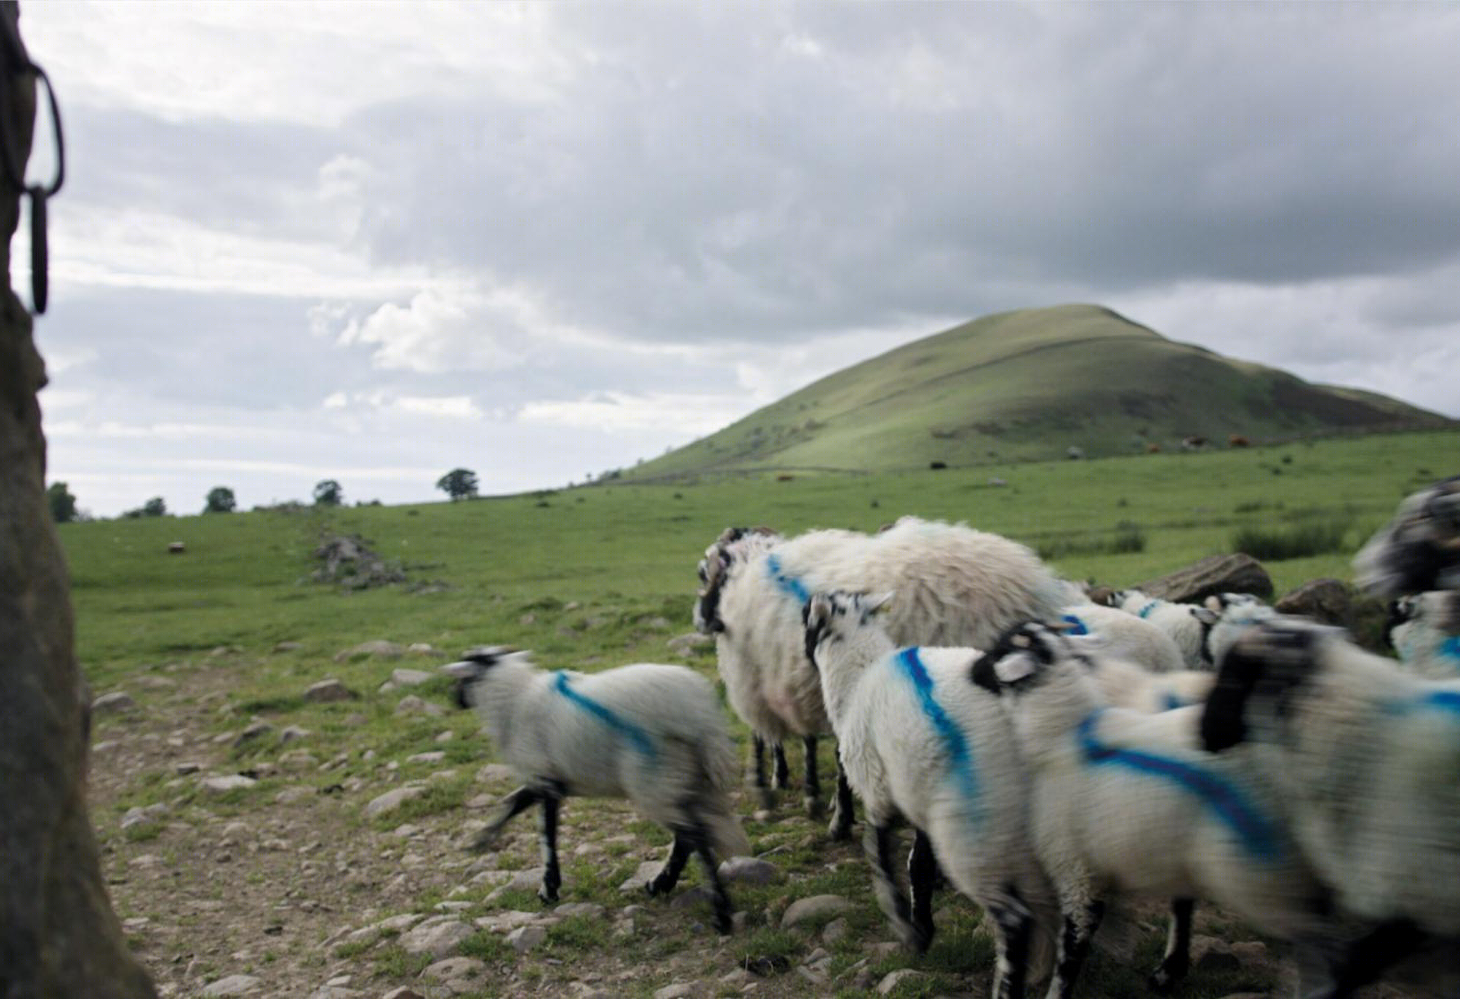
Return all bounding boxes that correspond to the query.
[801,590,892,670]
[442,646,519,709]
[1354,475,1460,597]
[693,526,780,635]
[1199,622,1330,752]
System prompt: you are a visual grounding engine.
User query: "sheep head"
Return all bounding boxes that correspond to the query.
[1200,621,1326,752]
[693,525,780,635]
[801,590,892,671]
[1354,475,1460,597]
[968,621,1070,695]
[442,646,520,708]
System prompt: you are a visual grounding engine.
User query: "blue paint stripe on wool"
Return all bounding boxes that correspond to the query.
[1441,636,1460,662]
[1076,710,1282,861]
[765,554,811,604]
[1162,692,1188,712]
[1061,614,1090,636]
[1137,601,1161,619]
[896,648,980,809]
[552,672,657,759]
[1418,690,1460,715]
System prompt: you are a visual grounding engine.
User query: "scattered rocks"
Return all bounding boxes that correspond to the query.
[278,725,310,744]
[392,667,434,686]
[303,679,355,703]
[1276,578,1352,626]
[200,976,262,997]
[394,695,443,718]
[364,785,426,819]
[399,919,476,958]
[423,956,486,980]
[652,983,702,999]
[718,857,782,885]
[822,917,849,944]
[1139,553,1274,603]
[313,533,408,590]
[876,968,925,995]
[278,750,318,772]
[780,894,853,928]
[201,775,257,794]
[175,761,203,775]
[406,751,446,764]
[507,925,548,953]
[487,868,548,902]
[92,691,136,715]
[382,990,426,999]
[618,861,663,894]
[233,721,273,747]
[120,803,168,830]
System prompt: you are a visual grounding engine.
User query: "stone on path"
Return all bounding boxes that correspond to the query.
[653,984,702,999]
[423,956,486,981]
[876,969,925,995]
[91,691,136,715]
[1138,553,1273,603]
[718,857,781,885]
[364,785,426,819]
[201,976,262,997]
[304,678,355,703]
[201,775,256,794]
[780,894,853,928]
[334,639,406,662]
[399,919,475,958]
[507,925,548,953]
[392,667,434,686]
[394,694,443,717]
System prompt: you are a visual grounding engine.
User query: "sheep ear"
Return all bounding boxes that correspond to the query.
[865,591,895,616]
[1192,606,1219,626]
[442,660,480,680]
[993,653,1037,685]
[1204,594,1224,613]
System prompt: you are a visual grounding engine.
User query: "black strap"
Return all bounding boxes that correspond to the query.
[1,3,65,314]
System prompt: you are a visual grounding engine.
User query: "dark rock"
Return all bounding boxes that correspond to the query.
[1139,554,1274,603]
[1276,578,1352,626]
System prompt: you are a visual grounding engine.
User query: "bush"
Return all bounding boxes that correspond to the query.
[1231,517,1351,561]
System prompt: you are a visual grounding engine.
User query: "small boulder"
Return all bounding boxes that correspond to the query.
[423,956,486,981]
[201,775,257,794]
[201,976,262,997]
[1276,578,1352,626]
[781,894,853,928]
[303,679,355,703]
[391,668,434,687]
[394,695,443,717]
[1139,553,1274,603]
[876,969,925,995]
[718,857,782,885]
[334,639,406,662]
[364,785,426,819]
[91,691,136,715]
[506,925,547,953]
[399,919,475,958]
[652,984,702,999]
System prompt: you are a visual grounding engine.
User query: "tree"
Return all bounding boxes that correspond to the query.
[436,468,479,501]
[313,479,343,506]
[203,486,236,513]
[142,496,166,517]
[46,481,77,523]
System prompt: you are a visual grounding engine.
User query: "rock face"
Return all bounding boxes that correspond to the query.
[1276,578,1352,626]
[0,30,157,998]
[1139,553,1274,603]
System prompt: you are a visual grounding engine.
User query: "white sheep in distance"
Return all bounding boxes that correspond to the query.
[972,622,1333,999]
[1387,590,1460,679]
[1057,603,1186,673]
[1202,619,1460,995]
[803,590,1059,999]
[1353,474,1460,597]
[443,647,750,934]
[1106,589,1270,669]
[695,516,1071,835]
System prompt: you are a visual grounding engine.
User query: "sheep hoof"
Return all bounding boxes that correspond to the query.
[713,911,733,935]
[1147,964,1184,993]
[827,813,853,841]
[538,886,559,906]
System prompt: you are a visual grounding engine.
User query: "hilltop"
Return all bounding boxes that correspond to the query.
[622,304,1451,480]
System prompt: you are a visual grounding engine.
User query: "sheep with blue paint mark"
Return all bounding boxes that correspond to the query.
[443,647,750,933]
[1068,639,1216,714]
[1106,589,1269,670]
[803,590,1059,999]
[972,622,1332,999]
[1058,602,1186,674]
[1203,619,1460,994]
[695,516,1070,835]
[1387,590,1460,679]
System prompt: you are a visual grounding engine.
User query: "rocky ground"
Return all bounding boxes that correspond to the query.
[86,640,1432,999]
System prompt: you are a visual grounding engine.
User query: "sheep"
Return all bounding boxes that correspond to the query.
[1353,474,1460,597]
[1067,639,1216,714]
[1057,602,1186,674]
[1387,590,1460,679]
[802,590,1058,999]
[1201,619,1460,995]
[694,516,1071,835]
[1106,589,1269,669]
[972,622,1334,999]
[442,647,751,934]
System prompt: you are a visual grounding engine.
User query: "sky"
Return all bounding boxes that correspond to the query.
[13,2,1460,518]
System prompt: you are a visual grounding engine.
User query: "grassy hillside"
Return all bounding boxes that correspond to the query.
[621,304,1451,481]
[62,430,1456,999]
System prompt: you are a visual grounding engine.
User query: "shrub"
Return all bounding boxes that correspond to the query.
[1231,517,1351,561]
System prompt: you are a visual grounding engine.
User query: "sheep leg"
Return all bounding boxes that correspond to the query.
[646,834,692,897]
[688,824,735,936]
[536,793,562,905]
[750,735,775,810]
[828,751,855,841]
[771,741,790,790]
[1148,897,1194,992]
[1046,897,1105,999]
[987,883,1038,999]
[907,827,937,949]
[865,817,928,953]
[802,734,823,818]
[470,785,543,852]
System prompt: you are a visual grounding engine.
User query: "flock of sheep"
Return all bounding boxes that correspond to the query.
[443,474,1460,999]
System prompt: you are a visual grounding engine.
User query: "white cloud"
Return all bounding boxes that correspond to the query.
[337,284,546,373]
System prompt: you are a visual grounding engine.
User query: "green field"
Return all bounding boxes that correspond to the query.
[64,429,1455,998]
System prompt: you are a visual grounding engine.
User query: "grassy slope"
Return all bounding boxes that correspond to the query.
[64,429,1456,688]
[623,304,1452,480]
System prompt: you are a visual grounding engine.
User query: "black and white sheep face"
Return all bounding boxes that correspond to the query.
[801,590,892,670]
[692,526,781,635]
[441,646,517,709]
[1354,475,1460,597]
[968,621,1071,696]
[1200,622,1329,753]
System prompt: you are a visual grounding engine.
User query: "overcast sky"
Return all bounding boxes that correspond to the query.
[14,2,1460,517]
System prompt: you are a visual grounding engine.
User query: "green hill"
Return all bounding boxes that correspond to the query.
[623,304,1452,480]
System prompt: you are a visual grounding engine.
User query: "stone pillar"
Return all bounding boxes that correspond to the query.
[0,3,156,996]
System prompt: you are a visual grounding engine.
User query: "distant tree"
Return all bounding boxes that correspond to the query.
[204,486,236,514]
[313,479,343,506]
[436,468,479,501]
[142,497,166,517]
[46,482,77,523]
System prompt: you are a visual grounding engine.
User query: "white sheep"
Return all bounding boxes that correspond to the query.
[1106,589,1271,670]
[443,647,751,934]
[972,622,1333,999]
[1387,591,1460,679]
[1067,638,1216,714]
[1058,602,1186,674]
[1353,474,1460,598]
[695,516,1071,834]
[1202,619,1460,995]
[803,591,1059,999]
